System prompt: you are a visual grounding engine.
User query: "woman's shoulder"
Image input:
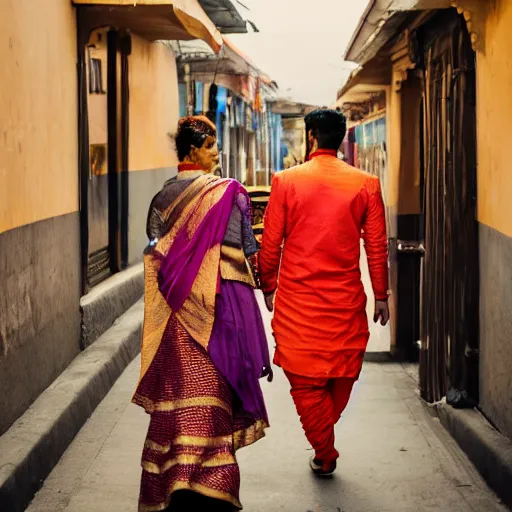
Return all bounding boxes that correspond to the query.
[210,176,246,193]
[150,177,186,211]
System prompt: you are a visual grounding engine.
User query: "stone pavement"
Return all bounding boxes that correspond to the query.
[27,289,506,512]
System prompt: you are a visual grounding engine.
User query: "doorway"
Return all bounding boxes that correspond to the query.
[79,26,131,291]
[418,9,479,405]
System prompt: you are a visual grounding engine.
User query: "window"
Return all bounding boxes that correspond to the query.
[89,58,105,94]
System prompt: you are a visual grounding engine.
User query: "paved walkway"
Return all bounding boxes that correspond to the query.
[27,289,505,512]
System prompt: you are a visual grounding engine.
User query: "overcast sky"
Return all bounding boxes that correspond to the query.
[229,0,369,106]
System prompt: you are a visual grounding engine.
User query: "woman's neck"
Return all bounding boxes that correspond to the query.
[178,162,204,172]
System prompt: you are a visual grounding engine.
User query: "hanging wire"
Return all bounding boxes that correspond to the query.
[212,44,225,85]
[234,0,250,10]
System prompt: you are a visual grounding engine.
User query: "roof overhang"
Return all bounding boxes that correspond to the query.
[337,84,387,108]
[337,54,391,102]
[172,36,273,84]
[171,36,277,104]
[198,0,248,34]
[73,0,223,52]
[345,0,453,65]
[267,98,318,119]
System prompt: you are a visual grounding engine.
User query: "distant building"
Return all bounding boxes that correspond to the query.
[172,37,282,186]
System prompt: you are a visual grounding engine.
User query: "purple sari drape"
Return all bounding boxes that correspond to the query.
[210,280,269,422]
[157,178,269,422]
[158,179,238,312]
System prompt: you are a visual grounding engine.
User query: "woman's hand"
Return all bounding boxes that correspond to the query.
[261,366,274,382]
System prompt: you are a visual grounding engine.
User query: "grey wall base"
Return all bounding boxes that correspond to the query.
[436,401,512,508]
[479,222,512,440]
[0,213,81,436]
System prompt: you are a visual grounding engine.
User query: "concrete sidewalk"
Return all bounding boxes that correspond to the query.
[27,295,506,512]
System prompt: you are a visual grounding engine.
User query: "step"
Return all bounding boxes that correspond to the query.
[437,401,512,509]
[80,263,143,349]
[0,300,144,512]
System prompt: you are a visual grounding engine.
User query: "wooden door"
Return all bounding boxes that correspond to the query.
[419,10,479,405]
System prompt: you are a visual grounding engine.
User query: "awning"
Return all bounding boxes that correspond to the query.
[73,0,223,52]
[170,35,276,104]
[337,55,391,104]
[267,98,318,118]
[344,0,454,64]
[198,0,248,34]
[172,36,273,84]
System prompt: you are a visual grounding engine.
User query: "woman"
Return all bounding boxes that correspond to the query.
[133,116,271,512]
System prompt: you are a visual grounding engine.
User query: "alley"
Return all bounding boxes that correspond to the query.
[27,289,505,512]
[5,1,512,511]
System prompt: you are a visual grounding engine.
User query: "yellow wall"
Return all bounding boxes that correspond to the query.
[128,37,179,171]
[477,0,512,237]
[0,0,78,234]
[87,30,109,147]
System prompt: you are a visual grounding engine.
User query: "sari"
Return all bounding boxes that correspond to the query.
[133,170,270,511]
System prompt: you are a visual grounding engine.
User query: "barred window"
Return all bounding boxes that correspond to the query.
[89,58,105,94]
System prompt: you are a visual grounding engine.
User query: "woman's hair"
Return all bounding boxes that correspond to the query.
[175,116,217,161]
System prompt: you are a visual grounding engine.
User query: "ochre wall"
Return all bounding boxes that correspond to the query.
[476,0,512,237]
[87,29,109,148]
[0,0,81,435]
[127,37,180,263]
[0,0,78,234]
[128,37,179,172]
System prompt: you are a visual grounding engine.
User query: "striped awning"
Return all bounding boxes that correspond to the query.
[73,0,223,52]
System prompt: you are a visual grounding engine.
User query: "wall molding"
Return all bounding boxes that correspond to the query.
[451,0,489,53]
[391,30,416,92]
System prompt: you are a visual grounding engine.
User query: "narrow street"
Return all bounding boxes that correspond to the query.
[27,266,505,512]
[4,2,512,511]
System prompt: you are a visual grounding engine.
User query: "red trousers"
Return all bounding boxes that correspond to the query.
[285,371,355,464]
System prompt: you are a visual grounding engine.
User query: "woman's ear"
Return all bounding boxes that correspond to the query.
[189,145,199,162]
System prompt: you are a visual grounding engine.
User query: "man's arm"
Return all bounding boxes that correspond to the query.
[259,173,286,308]
[361,176,390,325]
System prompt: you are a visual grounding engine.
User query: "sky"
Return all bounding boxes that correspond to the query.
[229,0,369,107]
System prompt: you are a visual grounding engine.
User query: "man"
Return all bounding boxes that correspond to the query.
[259,109,389,476]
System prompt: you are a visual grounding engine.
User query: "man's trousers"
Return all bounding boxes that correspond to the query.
[285,371,356,465]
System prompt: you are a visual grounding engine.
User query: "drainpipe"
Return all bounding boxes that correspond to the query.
[184,63,194,116]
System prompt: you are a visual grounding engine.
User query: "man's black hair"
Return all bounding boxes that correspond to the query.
[304,109,347,152]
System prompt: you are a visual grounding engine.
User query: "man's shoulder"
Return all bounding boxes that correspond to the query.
[337,161,380,186]
[273,162,314,181]
[273,161,380,188]
[337,160,370,176]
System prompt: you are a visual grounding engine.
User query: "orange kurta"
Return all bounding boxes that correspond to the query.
[259,153,389,379]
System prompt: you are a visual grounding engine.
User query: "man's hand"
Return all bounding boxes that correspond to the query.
[374,299,390,326]
[264,292,275,312]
